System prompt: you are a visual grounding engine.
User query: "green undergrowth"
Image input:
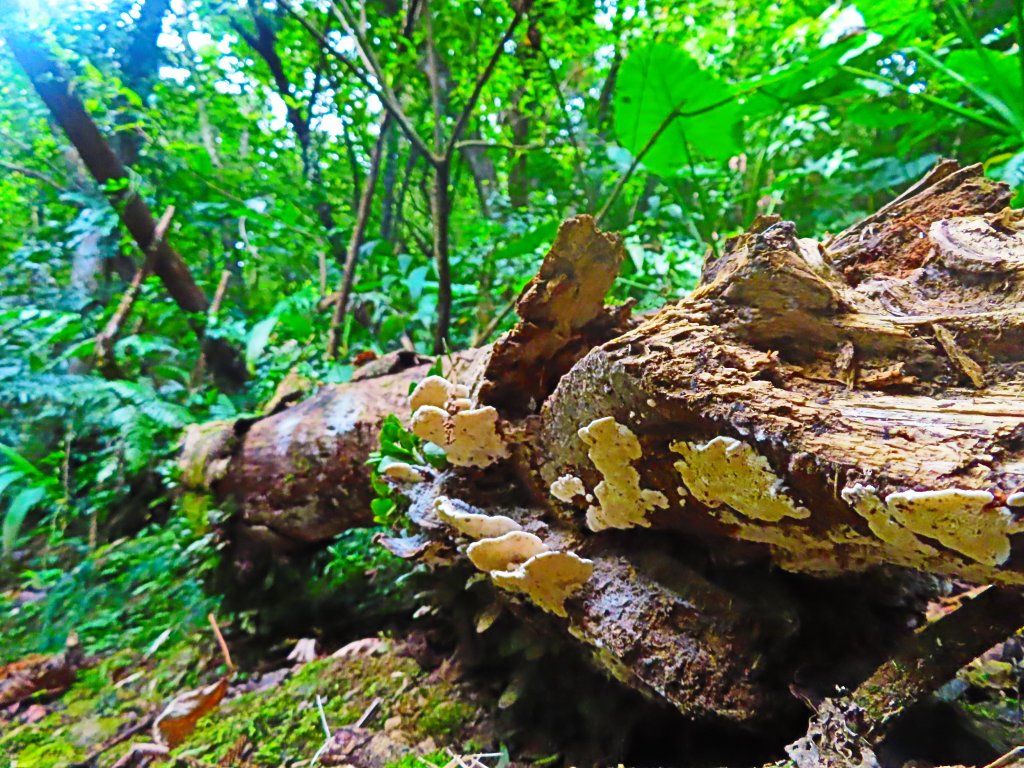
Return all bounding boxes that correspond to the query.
[0,637,226,766]
[0,517,220,663]
[0,507,487,767]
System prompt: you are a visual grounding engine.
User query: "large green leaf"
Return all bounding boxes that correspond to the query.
[857,0,933,42]
[614,43,742,175]
[246,315,280,370]
[3,485,46,555]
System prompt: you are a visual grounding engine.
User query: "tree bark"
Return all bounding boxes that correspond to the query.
[187,161,1024,736]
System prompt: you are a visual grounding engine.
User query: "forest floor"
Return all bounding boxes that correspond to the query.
[3,528,1024,768]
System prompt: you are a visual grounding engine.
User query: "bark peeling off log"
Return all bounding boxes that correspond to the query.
[477,214,636,414]
[533,163,1024,586]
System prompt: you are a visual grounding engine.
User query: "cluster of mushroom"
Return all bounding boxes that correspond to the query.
[407,375,509,468]
[435,497,593,618]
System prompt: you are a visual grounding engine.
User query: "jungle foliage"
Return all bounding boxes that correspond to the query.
[1,0,1023,659]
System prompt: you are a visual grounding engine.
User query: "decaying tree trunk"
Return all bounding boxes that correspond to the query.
[185,161,1024,747]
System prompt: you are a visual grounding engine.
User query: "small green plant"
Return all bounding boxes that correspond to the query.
[367,410,445,530]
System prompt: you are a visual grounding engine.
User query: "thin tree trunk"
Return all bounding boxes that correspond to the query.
[423,0,451,353]
[379,124,401,242]
[431,161,452,353]
[327,115,392,358]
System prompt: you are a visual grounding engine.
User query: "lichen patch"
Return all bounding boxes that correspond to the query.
[550,474,586,503]
[577,417,667,531]
[671,436,810,522]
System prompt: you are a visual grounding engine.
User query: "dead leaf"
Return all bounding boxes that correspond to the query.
[287,637,319,665]
[331,637,387,659]
[353,349,379,366]
[0,632,83,706]
[153,676,229,747]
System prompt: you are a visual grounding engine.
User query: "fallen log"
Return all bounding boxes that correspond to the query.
[189,161,1024,742]
[179,350,435,554]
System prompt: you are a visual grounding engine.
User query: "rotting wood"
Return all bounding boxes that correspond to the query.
[190,161,1024,732]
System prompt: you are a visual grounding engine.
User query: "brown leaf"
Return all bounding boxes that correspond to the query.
[153,676,229,747]
[23,703,47,723]
[0,632,83,706]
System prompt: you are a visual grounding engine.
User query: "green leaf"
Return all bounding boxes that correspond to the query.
[380,314,408,344]
[3,485,46,554]
[0,470,23,499]
[857,0,934,41]
[0,444,46,481]
[246,315,280,369]
[407,266,429,302]
[490,220,559,264]
[614,43,741,174]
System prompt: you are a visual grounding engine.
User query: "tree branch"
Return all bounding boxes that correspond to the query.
[594,91,744,225]
[0,159,65,191]
[444,2,526,162]
[94,205,174,370]
[318,0,436,161]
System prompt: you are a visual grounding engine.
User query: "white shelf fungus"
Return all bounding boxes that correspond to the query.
[409,376,469,410]
[490,550,594,618]
[842,484,1024,567]
[434,497,521,539]
[466,531,548,571]
[381,461,426,483]
[550,474,586,503]
[409,378,509,468]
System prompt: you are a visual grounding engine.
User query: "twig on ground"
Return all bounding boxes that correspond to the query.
[207,613,235,673]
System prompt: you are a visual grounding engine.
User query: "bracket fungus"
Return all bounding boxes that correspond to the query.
[381,461,427,483]
[466,531,549,571]
[434,497,522,540]
[550,474,586,503]
[409,376,509,468]
[577,417,668,532]
[671,436,810,522]
[490,550,594,618]
[409,375,470,411]
[843,484,1024,567]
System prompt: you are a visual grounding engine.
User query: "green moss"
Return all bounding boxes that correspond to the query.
[2,632,488,768]
[168,641,482,766]
[385,750,450,768]
[417,697,475,739]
